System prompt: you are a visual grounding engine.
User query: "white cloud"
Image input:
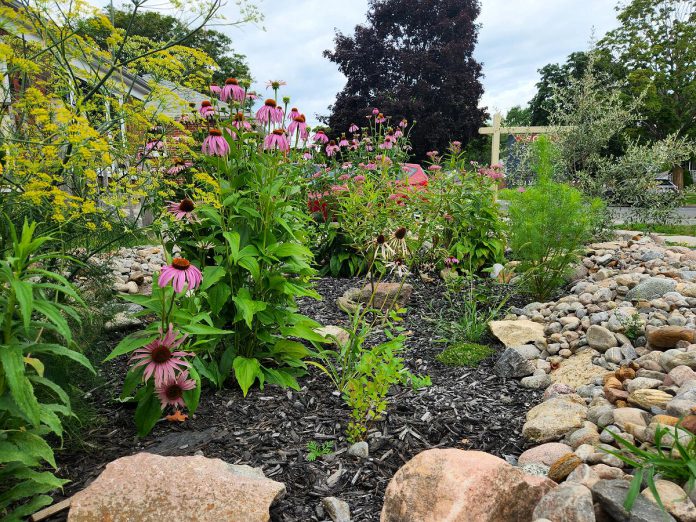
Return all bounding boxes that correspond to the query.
[95,0,621,127]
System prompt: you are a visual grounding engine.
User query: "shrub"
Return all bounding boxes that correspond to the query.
[0,221,95,519]
[436,342,494,367]
[508,173,604,300]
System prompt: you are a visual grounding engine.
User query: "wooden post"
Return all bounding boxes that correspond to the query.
[490,112,501,166]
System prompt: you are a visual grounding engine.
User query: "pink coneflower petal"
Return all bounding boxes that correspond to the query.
[158,258,203,293]
[155,370,197,409]
[130,324,193,387]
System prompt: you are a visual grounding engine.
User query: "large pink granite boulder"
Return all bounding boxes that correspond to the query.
[68,453,285,522]
[381,449,552,522]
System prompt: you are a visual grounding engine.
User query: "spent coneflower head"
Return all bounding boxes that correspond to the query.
[389,227,409,258]
[370,233,395,261]
[130,324,193,386]
[266,80,287,90]
[155,370,196,409]
[158,258,203,293]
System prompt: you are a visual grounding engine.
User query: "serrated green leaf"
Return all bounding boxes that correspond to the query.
[0,345,40,426]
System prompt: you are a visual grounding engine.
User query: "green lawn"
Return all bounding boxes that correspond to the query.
[685,194,696,206]
[616,223,696,236]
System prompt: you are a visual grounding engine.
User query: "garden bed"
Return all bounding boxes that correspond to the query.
[50,277,542,521]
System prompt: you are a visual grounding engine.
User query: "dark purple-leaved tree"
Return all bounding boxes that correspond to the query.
[323,0,486,160]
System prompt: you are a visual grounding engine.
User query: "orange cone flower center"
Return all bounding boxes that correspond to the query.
[172,258,191,270]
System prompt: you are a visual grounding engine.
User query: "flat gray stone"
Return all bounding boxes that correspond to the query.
[625,277,677,301]
[592,479,676,522]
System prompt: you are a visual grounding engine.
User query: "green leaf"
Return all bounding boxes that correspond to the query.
[134,388,162,437]
[269,242,311,259]
[10,280,33,332]
[120,366,145,400]
[30,344,95,374]
[223,231,241,260]
[238,256,260,280]
[206,282,231,315]
[32,301,71,342]
[201,265,226,291]
[232,288,267,329]
[104,331,159,362]
[263,367,301,391]
[272,339,311,359]
[29,375,70,407]
[179,324,232,336]
[233,356,261,397]
[183,364,201,414]
[8,431,56,468]
[0,345,40,426]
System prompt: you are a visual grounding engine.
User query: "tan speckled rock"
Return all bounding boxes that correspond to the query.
[628,388,672,410]
[551,350,610,389]
[380,449,550,522]
[68,453,286,522]
[489,319,546,348]
[523,395,588,443]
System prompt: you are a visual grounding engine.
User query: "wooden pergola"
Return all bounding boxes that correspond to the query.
[478,112,572,166]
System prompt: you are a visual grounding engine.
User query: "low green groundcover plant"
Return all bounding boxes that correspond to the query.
[436,342,494,367]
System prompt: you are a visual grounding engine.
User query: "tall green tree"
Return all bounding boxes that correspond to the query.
[323,0,486,160]
[599,0,696,140]
[80,5,251,85]
[528,50,622,125]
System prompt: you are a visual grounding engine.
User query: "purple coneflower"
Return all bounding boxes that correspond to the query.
[202,129,230,157]
[338,134,350,147]
[220,78,245,103]
[264,128,290,152]
[313,130,329,144]
[349,123,359,133]
[209,85,221,95]
[131,324,192,386]
[428,165,442,171]
[326,140,340,157]
[338,174,350,181]
[247,91,259,101]
[256,99,284,125]
[288,114,307,137]
[375,113,386,124]
[517,186,526,193]
[199,100,215,119]
[167,198,197,221]
[451,140,462,153]
[444,257,460,267]
[288,107,301,121]
[159,258,203,293]
[303,151,313,160]
[145,139,164,152]
[354,175,366,183]
[394,129,403,139]
[232,112,252,131]
[372,107,380,115]
[399,118,408,128]
[379,140,393,150]
[167,157,193,175]
[155,370,196,409]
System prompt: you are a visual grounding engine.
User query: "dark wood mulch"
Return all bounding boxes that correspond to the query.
[49,276,542,522]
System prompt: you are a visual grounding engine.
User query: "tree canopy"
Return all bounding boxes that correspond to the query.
[79,5,251,89]
[323,0,486,159]
[599,0,696,140]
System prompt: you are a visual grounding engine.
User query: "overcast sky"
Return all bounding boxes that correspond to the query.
[220,0,620,127]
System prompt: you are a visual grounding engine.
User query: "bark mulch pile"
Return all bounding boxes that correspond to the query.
[50,277,542,521]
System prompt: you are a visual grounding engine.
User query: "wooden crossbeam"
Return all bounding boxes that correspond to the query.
[478,112,572,165]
